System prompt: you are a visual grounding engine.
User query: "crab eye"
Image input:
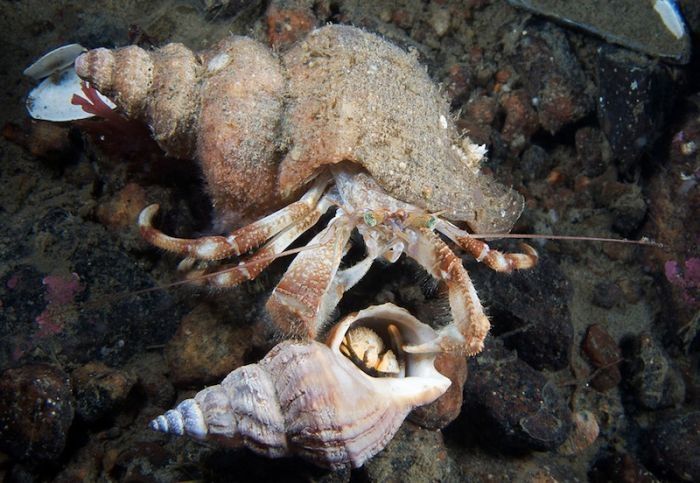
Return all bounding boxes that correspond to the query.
[363,211,378,227]
[425,216,437,229]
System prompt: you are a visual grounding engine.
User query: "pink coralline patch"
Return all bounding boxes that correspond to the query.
[664,258,700,306]
[42,273,83,305]
[35,273,83,337]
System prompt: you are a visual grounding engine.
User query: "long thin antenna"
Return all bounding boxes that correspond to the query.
[468,233,664,248]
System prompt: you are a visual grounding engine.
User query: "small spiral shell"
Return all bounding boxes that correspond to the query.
[150,304,450,469]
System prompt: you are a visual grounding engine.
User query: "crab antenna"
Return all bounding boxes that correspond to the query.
[468,233,664,248]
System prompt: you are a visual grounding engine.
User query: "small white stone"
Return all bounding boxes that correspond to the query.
[208,52,230,72]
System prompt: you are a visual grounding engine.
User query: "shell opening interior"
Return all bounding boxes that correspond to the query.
[328,304,442,380]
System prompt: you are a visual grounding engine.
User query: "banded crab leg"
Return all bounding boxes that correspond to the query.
[403,228,493,356]
[266,212,374,338]
[184,196,333,288]
[138,174,332,260]
[436,219,538,272]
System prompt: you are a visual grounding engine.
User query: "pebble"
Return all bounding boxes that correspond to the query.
[462,340,572,452]
[428,5,451,37]
[409,351,468,430]
[165,303,254,387]
[71,361,136,423]
[647,411,700,481]
[265,1,317,50]
[582,324,622,392]
[0,364,74,462]
[591,281,624,309]
[590,179,648,236]
[95,182,148,231]
[626,333,685,410]
[558,410,599,455]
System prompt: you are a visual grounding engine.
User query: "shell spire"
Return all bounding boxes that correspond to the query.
[75,44,200,159]
[73,37,286,222]
[150,304,450,469]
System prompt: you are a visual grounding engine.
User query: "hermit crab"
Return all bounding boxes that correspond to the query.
[150,303,451,469]
[68,25,537,356]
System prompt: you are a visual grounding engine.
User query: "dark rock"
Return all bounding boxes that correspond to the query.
[462,340,572,452]
[124,352,174,409]
[105,441,174,482]
[590,449,656,483]
[591,281,624,309]
[647,411,700,482]
[0,364,74,463]
[445,63,474,107]
[596,45,676,171]
[575,127,609,178]
[469,253,574,371]
[71,361,136,423]
[520,144,553,181]
[409,352,468,430]
[590,179,647,236]
[360,422,462,481]
[510,20,593,134]
[582,323,622,392]
[626,333,685,410]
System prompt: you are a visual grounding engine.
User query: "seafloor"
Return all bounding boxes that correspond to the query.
[0,0,698,481]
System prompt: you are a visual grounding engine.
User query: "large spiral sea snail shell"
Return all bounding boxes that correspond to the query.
[150,303,451,469]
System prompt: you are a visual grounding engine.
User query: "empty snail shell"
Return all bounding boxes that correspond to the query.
[150,303,450,469]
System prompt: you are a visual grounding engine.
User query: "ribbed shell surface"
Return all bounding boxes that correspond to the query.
[261,340,408,469]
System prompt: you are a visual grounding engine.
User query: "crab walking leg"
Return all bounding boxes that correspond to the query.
[404,228,491,356]
[185,197,333,287]
[436,220,538,272]
[138,174,331,260]
[266,213,358,338]
[314,254,376,331]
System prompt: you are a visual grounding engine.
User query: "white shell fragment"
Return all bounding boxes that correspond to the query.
[24,44,115,121]
[27,69,105,121]
[150,303,450,469]
[653,0,686,40]
[23,44,86,80]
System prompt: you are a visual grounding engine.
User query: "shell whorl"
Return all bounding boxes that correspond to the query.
[150,304,450,469]
[75,43,201,159]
